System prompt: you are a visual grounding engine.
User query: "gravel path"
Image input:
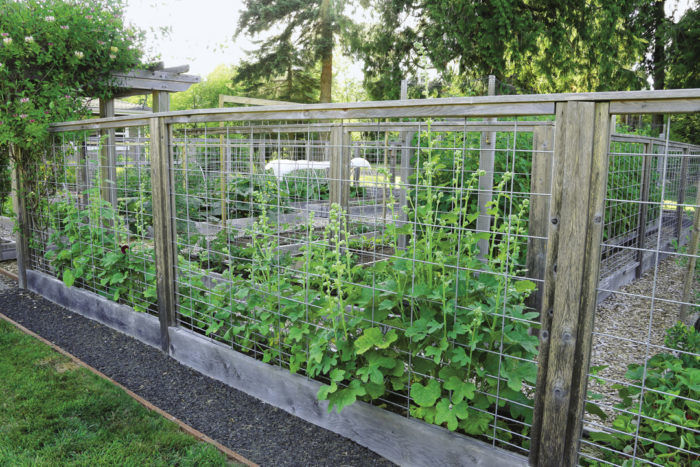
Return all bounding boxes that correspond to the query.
[586,256,697,423]
[0,276,394,467]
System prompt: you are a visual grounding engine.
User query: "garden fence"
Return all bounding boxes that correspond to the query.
[14,90,700,466]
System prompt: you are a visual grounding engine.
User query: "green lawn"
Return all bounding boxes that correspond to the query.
[0,319,235,466]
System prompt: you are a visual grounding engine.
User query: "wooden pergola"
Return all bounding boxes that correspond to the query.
[100,64,201,117]
[97,64,200,207]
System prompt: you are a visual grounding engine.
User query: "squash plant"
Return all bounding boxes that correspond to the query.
[44,190,156,312]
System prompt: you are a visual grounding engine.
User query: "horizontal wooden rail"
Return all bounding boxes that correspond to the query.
[48,88,700,132]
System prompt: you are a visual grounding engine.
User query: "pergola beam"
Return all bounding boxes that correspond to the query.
[112,68,200,98]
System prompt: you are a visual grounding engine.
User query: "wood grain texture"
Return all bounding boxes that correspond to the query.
[563,102,610,465]
[610,98,700,114]
[398,132,415,250]
[329,125,349,212]
[540,101,596,466]
[526,125,554,315]
[680,180,700,323]
[99,99,117,208]
[635,144,653,279]
[676,151,689,242]
[26,270,162,349]
[48,89,700,132]
[10,158,28,289]
[219,95,295,106]
[168,327,528,467]
[150,117,177,352]
[476,124,496,260]
[530,102,611,466]
[529,103,567,466]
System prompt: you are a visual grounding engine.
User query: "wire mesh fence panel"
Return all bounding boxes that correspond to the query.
[27,126,158,315]
[167,116,549,455]
[31,93,698,465]
[578,116,700,466]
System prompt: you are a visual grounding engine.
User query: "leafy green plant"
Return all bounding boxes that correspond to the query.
[43,190,156,312]
[587,323,699,466]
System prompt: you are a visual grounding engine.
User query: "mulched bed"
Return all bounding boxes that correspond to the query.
[0,276,394,467]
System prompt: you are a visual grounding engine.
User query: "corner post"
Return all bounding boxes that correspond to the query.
[150,116,177,353]
[530,101,611,466]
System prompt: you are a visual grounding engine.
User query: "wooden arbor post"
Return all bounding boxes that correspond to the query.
[529,101,611,466]
[10,153,29,290]
[99,99,117,208]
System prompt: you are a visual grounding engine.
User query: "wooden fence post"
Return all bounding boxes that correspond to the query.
[10,154,28,289]
[526,124,554,314]
[679,178,700,325]
[530,101,611,467]
[635,141,653,278]
[329,124,349,213]
[78,140,88,209]
[99,98,117,208]
[150,117,177,353]
[476,75,497,260]
[398,131,415,250]
[676,148,690,242]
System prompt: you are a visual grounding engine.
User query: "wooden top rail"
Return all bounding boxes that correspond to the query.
[610,132,700,151]
[48,88,700,132]
[168,120,555,135]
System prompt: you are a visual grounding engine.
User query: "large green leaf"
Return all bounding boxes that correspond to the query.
[411,379,442,408]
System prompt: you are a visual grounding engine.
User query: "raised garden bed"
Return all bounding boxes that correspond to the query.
[26,268,527,467]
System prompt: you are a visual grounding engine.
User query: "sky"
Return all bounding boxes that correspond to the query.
[124,0,694,81]
[124,0,251,77]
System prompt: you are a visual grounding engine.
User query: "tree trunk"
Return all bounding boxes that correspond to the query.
[319,0,332,103]
[286,63,293,101]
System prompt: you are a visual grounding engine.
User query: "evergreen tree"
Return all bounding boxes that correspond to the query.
[235,0,350,103]
[353,0,694,98]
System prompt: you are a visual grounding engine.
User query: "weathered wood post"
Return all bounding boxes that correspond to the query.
[529,101,611,467]
[78,140,88,209]
[99,98,117,208]
[259,139,266,172]
[476,75,497,260]
[397,80,412,250]
[329,124,349,213]
[149,116,177,353]
[526,124,554,314]
[10,151,29,290]
[635,140,653,278]
[676,147,689,242]
[680,178,700,325]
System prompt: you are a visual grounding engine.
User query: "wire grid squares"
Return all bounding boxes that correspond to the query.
[579,119,700,466]
[168,117,545,454]
[29,126,158,315]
